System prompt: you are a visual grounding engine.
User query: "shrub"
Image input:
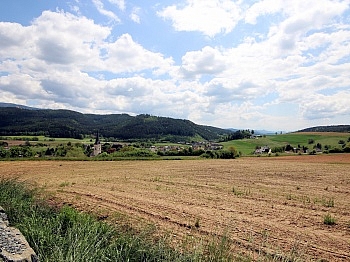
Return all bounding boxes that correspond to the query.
[338,140,345,145]
[329,148,343,153]
[271,146,284,153]
[308,139,314,144]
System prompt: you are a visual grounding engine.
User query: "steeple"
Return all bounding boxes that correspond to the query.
[95,131,100,145]
[92,131,102,156]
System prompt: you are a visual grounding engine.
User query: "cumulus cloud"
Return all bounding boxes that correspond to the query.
[1,1,350,130]
[158,0,241,37]
[245,0,284,24]
[103,34,174,73]
[180,46,227,79]
[0,10,175,112]
[300,92,350,120]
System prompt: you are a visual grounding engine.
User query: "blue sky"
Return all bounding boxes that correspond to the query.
[0,0,350,131]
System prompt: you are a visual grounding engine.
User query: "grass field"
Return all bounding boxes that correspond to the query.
[1,155,350,261]
[3,132,350,157]
[222,132,350,155]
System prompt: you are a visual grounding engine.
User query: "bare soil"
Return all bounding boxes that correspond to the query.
[1,154,349,261]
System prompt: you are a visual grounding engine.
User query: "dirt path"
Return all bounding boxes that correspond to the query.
[1,154,349,261]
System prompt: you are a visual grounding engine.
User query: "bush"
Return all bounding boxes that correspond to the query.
[323,213,336,225]
[329,148,343,153]
[271,146,284,153]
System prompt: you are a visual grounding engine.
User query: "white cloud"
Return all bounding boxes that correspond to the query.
[130,7,141,23]
[108,0,125,11]
[180,46,227,79]
[103,34,174,73]
[300,91,350,120]
[245,0,284,24]
[92,0,120,22]
[1,2,350,130]
[158,0,241,37]
[0,10,175,112]
[0,74,45,99]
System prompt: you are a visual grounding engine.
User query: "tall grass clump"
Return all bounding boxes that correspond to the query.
[323,213,336,225]
[0,178,241,262]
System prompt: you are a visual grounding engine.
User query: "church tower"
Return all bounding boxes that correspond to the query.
[92,131,102,156]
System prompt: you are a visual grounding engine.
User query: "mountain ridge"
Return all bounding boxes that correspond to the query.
[0,105,232,142]
[297,125,350,133]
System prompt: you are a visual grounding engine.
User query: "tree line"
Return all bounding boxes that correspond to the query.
[0,108,232,142]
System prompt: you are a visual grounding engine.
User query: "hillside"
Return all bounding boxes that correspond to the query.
[298,125,350,133]
[0,102,40,110]
[0,107,231,141]
[222,132,350,155]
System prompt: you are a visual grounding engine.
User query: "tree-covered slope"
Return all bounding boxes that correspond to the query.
[0,107,231,141]
[298,125,350,133]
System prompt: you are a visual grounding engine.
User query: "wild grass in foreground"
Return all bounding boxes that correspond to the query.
[0,178,244,262]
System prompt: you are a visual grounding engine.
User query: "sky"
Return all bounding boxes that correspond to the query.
[0,0,350,131]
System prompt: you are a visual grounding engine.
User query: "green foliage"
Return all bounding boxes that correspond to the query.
[201,149,237,159]
[299,125,350,132]
[0,108,232,141]
[7,146,35,157]
[222,133,350,156]
[0,178,249,261]
[65,147,86,158]
[221,129,252,141]
[338,139,345,145]
[323,213,336,225]
[308,139,315,144]
[112,149,157,158]
[157,148,205,157]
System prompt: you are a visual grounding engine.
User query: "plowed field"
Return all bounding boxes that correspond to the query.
[1,154,350,261]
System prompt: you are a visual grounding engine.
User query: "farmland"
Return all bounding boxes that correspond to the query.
[222,132,350,155]
[1,155,349,261]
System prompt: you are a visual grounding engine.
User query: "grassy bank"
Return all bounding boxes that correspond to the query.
[0,178,244,262]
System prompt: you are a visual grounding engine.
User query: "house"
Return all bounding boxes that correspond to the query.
[254,146,270,154]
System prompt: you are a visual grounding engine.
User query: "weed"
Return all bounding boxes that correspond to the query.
[0,178,196,261]
[314,197,335,207]
[151,176,161,182]
[323,213,336,225]
[59,181,70,187]
[301,195,311,205]
[232,186,251,196]
[322,198,334,208]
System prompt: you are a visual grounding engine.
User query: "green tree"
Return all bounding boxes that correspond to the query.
[0,147,9,158]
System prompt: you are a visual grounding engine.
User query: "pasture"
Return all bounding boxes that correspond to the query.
[222,132,350,155]
[1,155,350,261]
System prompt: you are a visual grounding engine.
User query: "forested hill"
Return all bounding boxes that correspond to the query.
[298,125,350,133]
[0,107,232,141]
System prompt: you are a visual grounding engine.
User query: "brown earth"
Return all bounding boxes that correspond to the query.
[1,154,349,261]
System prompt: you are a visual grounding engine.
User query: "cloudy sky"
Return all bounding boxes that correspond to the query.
[0,0,349,131]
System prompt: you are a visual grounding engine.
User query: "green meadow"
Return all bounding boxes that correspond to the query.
[2,132,350,157]
[222,132,350,155]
